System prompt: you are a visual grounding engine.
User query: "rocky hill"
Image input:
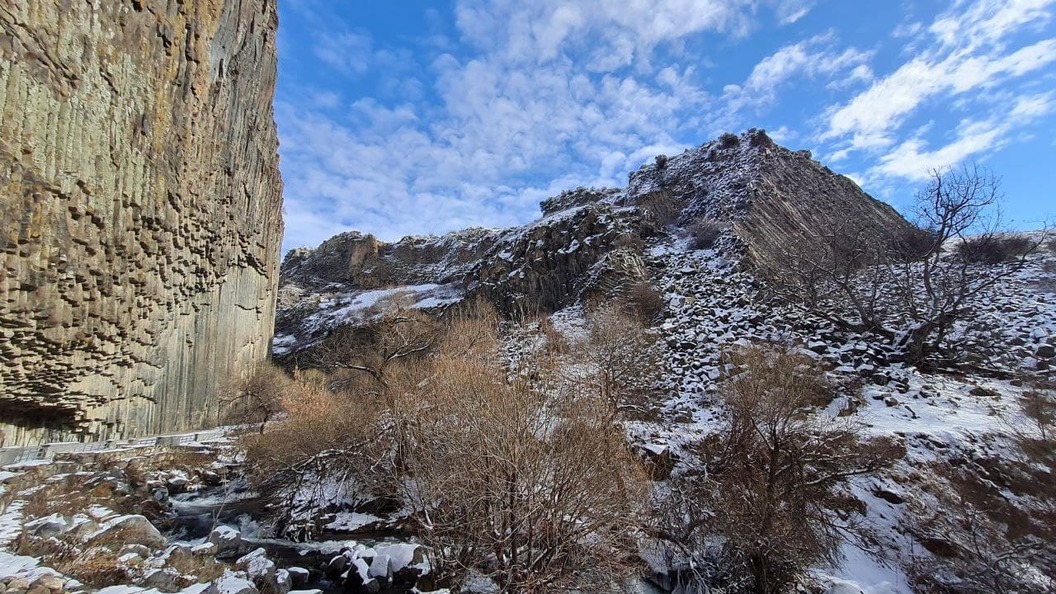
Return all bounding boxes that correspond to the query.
[274,129,908,358]
[0,0,284,445]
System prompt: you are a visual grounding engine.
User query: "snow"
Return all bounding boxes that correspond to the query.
[272,282,463,356]
[323,511,380,532]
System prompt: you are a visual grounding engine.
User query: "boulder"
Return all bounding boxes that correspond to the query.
[207,571,259,594]
[209,526,244,558]
[89,515,166,550]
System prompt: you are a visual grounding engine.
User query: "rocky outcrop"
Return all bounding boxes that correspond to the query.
[627,129,911,267]
[275,130,910,358]
[0,1,284,445]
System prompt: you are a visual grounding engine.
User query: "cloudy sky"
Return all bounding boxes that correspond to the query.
[276,0,1056,252]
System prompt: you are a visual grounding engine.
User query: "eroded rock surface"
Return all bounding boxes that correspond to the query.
[0,0,284,445]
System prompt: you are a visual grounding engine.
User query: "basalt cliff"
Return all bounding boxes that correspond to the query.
[0,1,284,445]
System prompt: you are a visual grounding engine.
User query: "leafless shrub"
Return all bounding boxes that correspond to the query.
[391,339,648,592]
[657,344,900,594]
[688,220,722,250]
[957,234,1036,264]
[218,363,292,432]
[906,458,1056,594]
[1018,376,1056,462]
[624,281,666,323]
[580,304,661,419]
[244,306,652,587]
[719,132,740,148]
[307,305,441,388]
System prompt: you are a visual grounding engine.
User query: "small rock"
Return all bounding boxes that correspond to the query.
[1036,344,1055,359]
[873,489,905,505]
[206,571,258,594]
[275,569,291,594]
[119,543,152,559]
[883,396,899,407]
[25,515,68,539]
[326,554,348,579]
[31,576,64,593]
[236,548,276,585]
[142,569,179,591]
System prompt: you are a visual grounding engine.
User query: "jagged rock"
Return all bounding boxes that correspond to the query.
[0,0,284,445]
[24,514,68,538]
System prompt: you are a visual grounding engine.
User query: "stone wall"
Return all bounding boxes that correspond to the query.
[0,0,284,445]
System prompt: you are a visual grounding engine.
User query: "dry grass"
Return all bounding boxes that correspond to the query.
[687,220,722,250]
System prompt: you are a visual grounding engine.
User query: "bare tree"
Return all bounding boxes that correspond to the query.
[770,163,1047,368]
[307,301,440,388]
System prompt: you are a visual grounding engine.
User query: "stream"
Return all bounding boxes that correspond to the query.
[166,481,422,594]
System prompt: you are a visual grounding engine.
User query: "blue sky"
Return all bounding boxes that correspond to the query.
[276,0,1056,252]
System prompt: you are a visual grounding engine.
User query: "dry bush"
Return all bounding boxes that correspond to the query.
[719,132,740,148]
[624,281,666,323]
[240,379,386,479]
[1013,374,1056,467]
[581,304,661,418]
[219,363,292,432]
[906,458,1056,594]
[392,342,648,592]
[957,234,1036,265]
[308,306,441,388]
[687,220,722,250]
[666,344,900,594]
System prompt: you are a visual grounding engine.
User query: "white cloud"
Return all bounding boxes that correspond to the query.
[869,92,1055,180]
[313,32,373,75]
[724,35,872,112]
[820,0,1056,156]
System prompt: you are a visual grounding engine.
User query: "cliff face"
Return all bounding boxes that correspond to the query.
[0,1,284,445]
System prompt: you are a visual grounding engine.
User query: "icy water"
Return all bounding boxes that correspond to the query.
[167,483,417,594]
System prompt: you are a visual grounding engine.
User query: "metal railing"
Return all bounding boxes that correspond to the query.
[0,428,228,467]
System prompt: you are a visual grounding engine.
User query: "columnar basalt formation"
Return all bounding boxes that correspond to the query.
[0,0,284,445]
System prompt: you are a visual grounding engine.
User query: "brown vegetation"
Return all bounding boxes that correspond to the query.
[653,344,900,594]
[242,304,649,591]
